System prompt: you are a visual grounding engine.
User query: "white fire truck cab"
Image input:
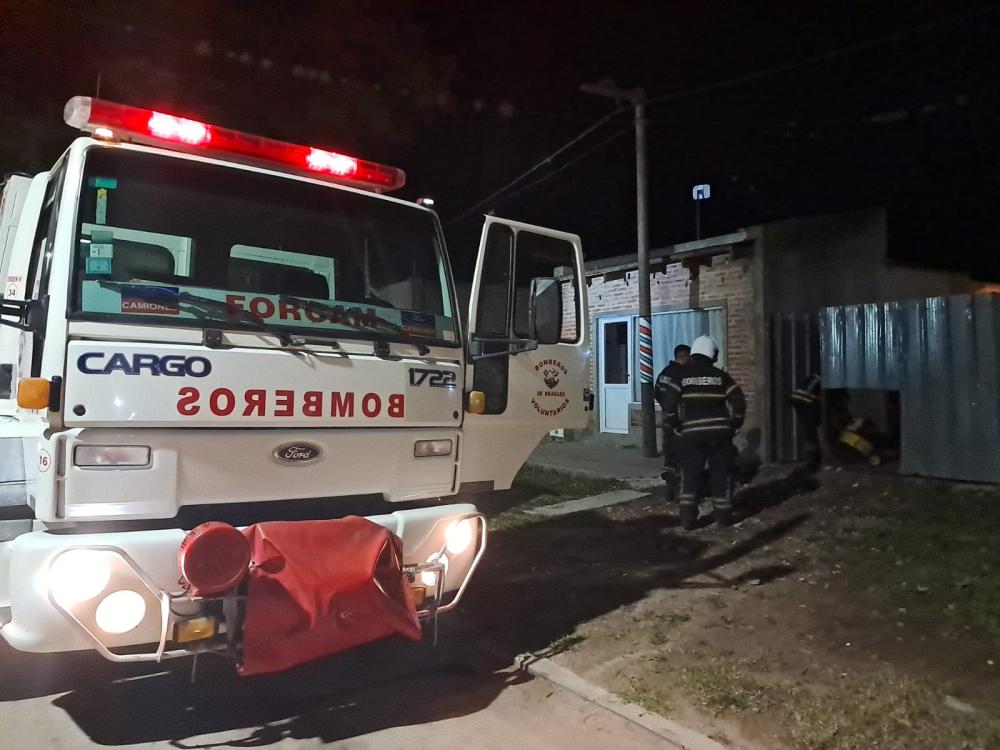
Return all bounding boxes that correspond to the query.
[0,97,588,671]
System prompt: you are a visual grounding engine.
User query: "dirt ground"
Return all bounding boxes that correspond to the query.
[464,464,1000,750]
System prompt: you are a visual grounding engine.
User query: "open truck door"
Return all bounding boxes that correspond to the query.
[459,217,589,491]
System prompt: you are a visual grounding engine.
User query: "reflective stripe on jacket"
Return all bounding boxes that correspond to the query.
[790,373,822,407]
[661,355,746,436]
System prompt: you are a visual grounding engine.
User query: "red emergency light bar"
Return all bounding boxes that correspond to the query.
[63,96,406,191]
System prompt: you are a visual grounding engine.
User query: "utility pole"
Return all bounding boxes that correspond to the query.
[581,81,657,458]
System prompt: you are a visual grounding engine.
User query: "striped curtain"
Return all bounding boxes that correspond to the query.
[633,307,725,401]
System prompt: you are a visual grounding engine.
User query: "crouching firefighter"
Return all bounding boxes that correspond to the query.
[661,335,747,530]
[789,373,822,469]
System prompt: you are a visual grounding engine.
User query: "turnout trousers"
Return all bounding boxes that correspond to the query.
[678,431,733,511]
[662,427,680,501]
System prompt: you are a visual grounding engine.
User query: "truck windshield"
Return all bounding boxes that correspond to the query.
[70,147,457,345]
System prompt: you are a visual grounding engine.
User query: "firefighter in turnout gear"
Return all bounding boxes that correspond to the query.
[661,335,747,530]
[654,343,691,501]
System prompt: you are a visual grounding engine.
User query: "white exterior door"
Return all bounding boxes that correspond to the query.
[599,316,632,434]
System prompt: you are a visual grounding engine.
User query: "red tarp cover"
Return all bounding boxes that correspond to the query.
[239,516,421,676]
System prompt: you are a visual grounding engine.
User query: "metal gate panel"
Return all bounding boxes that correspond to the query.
[770,313,819,461]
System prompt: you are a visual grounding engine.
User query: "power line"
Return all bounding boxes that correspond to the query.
[487,125,633,209]
[647,6,997,106]
[447,6,996,224]
[446,107,626,225]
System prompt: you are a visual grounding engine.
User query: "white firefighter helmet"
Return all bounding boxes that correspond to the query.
[691,335,719,360]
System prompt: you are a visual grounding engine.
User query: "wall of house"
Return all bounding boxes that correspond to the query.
[762,208,983,315]
[584,251,762,440]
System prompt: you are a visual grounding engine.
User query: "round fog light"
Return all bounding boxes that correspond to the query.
[50,550,111,606]
[95,590,147,634]
[420,553,448,588]
[445,519,475,555]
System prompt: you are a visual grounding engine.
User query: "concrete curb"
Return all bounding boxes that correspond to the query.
[524,489,650,517]
[517,654,728,750]
[524,459,663,491]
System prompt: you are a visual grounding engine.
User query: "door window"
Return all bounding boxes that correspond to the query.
[603,321,630,384]
[512,231,578,343]
[474,224,514,337]
[472,224,514,414]
[471,223,580,416]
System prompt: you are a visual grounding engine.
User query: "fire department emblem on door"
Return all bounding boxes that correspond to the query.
[531,359,570,416]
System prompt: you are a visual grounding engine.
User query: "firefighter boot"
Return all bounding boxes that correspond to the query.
[679,497,699,530]
[711,498,733,527]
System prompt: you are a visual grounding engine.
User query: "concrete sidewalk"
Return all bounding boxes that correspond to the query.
[527,438,665,489]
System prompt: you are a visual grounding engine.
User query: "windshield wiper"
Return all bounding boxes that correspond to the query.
[98,280,303,347]
[280,295,431,356]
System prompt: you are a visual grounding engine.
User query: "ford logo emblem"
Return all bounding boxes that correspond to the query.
[273,443,321,464]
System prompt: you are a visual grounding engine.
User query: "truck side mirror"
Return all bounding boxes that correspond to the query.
[528,277,561,345]
[0,295,48,332]
[26,295,48,331]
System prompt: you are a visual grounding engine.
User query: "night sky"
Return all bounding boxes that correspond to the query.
[1,1,998,280]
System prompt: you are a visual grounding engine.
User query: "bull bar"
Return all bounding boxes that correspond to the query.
[46,512,487,664]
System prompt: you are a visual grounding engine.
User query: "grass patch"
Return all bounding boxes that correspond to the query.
[650,612,691,645]
[673,663,774,715]
[786,674,1000,750]
[489,467,629,531]
[488,510,538,532]
[487,492,563,531]
[512,465,626,499]
[843,482,1000,636]
[619,682,672,715]
[663,661,1000,749]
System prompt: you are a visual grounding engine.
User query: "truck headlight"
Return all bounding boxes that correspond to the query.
[95,590,147,634]
[49,549,111,606]
[74,445,151,468]
[48,546,165,652]
[445,519,475,555]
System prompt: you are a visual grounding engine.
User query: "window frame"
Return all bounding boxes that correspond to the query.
[26,159,68,377]
[510,229,581,345]
[473,222,515,338]
[477,226,582,344]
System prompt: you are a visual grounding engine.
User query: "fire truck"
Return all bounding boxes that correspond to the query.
[0,97,588,674]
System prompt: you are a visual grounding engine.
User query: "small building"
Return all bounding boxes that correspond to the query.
[580,207,991,470]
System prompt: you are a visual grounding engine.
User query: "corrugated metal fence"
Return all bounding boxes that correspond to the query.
[822,301,903,390]
[821,293,1000,483]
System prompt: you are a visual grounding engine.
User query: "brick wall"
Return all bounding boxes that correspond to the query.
[586,252,761,436]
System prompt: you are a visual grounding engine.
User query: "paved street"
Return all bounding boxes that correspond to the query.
[0,629,674,750]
